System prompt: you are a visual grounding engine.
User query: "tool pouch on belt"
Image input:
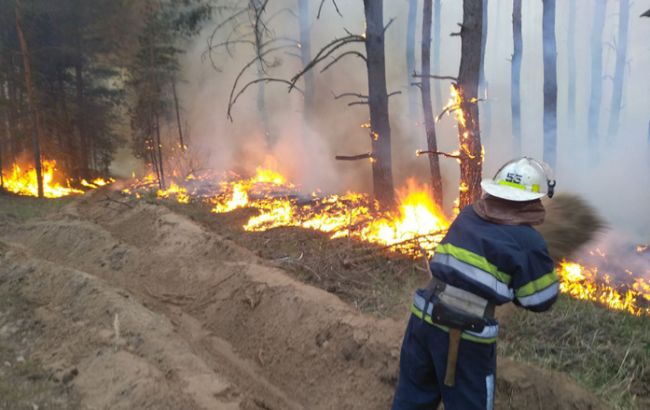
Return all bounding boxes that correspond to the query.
[430,300,486,333]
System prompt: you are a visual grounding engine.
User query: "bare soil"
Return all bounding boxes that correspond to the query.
[0,189,610,409]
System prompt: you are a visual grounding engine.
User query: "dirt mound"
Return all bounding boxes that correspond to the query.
[0,191,611,409]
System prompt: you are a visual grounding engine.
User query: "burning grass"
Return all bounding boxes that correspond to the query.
[158,194,649,409]
[125,167,650,318]
[1,159,113,198]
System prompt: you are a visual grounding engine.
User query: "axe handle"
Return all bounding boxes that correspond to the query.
[444,329,462,387]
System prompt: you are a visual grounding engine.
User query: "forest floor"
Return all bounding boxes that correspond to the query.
[0,186,645,409]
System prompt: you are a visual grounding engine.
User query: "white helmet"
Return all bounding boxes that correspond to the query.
[480,157,556,202]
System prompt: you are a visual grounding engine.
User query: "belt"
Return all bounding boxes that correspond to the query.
[426,275,495,320]
[419,276,497,387]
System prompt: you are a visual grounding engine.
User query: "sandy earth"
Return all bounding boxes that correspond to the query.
[0,190,610,409]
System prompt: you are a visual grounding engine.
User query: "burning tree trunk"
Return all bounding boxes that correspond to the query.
[567,0,577,136]
[421,0,443,206]
[298,0,315,122]
[588,0,607,157]
[364,0,395,207]
[456,0,483,208]
[432,0,442,113]
[15,0,44,198]
[511,0,522,155]
[607,0,629,140]
[406,0,418,123]
[479,0,491,141]
[542,0,557,169]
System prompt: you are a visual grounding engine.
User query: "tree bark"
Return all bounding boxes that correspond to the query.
[432,0,442,113]
[542,0,557,169]
[251,0,271,146]
[171,75,186,150]
[406,0,418,123]
[479,0,491,141]
[567,0,576,135]
[298,0,315,123]
[421,0,443,207]
[457,0,483,208]
[154,109,165,189]
[511,0,522,155]
[75,58,91,179]
[607,0,629,140]
[588,0,606,157]
[364,0,395,207]
[15,0,44,197]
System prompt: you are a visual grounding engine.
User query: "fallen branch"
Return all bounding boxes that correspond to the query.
[103,195,134,208]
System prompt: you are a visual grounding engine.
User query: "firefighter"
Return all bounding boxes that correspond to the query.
[391,157,560,410]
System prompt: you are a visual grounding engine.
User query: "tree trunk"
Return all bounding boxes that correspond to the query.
[421,0,444,207]
[588,0,606,157]
[567,0,576,135]
[75,59,90,179]
[457,0,483,208]
[15,0,44,198]
[406,0,418,124]
[298,0,315,123]
[154,109,165,189]
[432,0,442,113]
[511,0,522,155]
[171,75,186,150]
[363,0,395,207]
[542,0,557,169]
[607,0,629,140]
[479,0,491,141]
[252,0,271,146]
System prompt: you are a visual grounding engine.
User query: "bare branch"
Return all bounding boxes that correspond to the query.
[289,35,365,91]
[383,17,396,34]
[413,73,458,82]
[335,153,374,161]
[229,78,304,119]
[387,91,402,98]
[321,50,367,73]
[334,92,369,100]
[227,44,299,120]
[318,0,343,19]
[348,101,370,107]
[416,150,462,160]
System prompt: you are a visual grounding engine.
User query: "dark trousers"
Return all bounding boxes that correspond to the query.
[391,315,496,410]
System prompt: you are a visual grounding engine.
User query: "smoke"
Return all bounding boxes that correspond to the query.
[164,0,648,244]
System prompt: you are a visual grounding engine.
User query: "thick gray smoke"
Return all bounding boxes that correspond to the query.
[173,1,648,246]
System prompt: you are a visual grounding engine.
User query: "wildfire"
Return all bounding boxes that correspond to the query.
[558,262,650,316]
[2,160,112,198]
[210,172,448,254]
[123,165,650,317]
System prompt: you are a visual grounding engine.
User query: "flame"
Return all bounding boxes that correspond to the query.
[211,174,448,254]
[2,160,111,198]
[558,262,650,316]
[123,164,650,317]
[157,182,190,204]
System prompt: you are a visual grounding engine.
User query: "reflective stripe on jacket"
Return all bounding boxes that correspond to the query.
[420,205,559,342]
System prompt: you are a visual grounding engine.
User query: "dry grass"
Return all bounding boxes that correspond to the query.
[499,295,650,409]
[539,193,606,261]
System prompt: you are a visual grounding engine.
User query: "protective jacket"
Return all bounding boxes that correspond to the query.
[393,205,559,409]
[412,204,559,344]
